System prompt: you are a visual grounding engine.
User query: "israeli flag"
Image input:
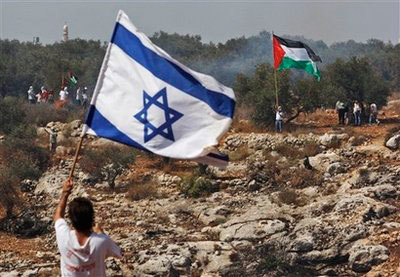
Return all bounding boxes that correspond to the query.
[82,10,235,164]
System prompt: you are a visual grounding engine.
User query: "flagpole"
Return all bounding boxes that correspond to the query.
[271,31,279,108]
[68,135,85,179]
[274,68,279,108]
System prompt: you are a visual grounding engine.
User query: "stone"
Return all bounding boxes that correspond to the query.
[199,206,230,226]
[319,133,348,146]
[327,162,346,175]
[308,151,341,172]
[20,179,35,192]
[386,134,400,150]
[348,242,389,272]
[219,219,286,242]
[289,235,314,252]
[69,119,82,129]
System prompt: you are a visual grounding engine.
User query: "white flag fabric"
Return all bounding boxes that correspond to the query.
[82,10,235,161]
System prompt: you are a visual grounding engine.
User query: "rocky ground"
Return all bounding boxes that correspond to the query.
[0,99,400,277]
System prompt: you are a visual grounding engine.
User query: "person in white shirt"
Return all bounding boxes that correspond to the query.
[27,86,36,104]
[369,103,379,125]
[59,87,69,101]
[275,106,284,133]
[54,179,122,276]
[353,101,362,126]
[75,87,82,105]
[81,87,88,108]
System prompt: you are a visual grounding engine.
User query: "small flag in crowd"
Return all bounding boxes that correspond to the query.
[68,75,78,87]
[273,34,322,80]
[82,10,235,167]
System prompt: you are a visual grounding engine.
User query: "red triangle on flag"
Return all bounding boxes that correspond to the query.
[273,35,285,69]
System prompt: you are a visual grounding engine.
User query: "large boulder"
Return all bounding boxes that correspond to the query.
[319,133,349,147]
[385,134,400,150]
[348,241,389,272]
[308,151,341,172]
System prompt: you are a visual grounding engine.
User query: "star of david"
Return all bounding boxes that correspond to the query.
[134,88,183,143]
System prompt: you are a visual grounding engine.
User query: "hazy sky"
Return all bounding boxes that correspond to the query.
[0,0,399,45]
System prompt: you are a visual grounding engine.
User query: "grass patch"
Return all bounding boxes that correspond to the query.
[127,181,158,201]
[276,189,307,206]
[302,141,322,157]
[180,175,218,198]
[229,145,251,161]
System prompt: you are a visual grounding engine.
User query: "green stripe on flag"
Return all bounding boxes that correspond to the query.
[278,57,320,81]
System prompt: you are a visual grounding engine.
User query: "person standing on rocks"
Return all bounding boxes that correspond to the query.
[54,179,122,276]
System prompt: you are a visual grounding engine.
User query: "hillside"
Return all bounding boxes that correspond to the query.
[0,96,400,276]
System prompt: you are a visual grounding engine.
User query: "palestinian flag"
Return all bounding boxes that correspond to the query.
[273,34,322,81]
[68,75,78,88]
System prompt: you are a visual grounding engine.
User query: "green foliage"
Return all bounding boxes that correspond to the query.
[324,57,390,107]
[0,168,20,217]
[1,34,399,101]
[0,97,26,134]
[79,145,136,189]
[0,123,50,216]
[180,175,217,198]
[235,63,321,127]
[0,39,105,98]
[1,125,50,180]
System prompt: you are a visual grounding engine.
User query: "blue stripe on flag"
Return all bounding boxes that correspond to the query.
[111,23,235,118]
[86,105,147,151]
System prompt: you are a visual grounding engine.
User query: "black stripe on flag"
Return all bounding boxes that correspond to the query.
[273,35,322,63]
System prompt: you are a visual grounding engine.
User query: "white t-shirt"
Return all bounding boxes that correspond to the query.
[353,103,361,113]
[370,103,377,113]
[276,111,283,121]
[60,90,68,101]
[55,219,122,277]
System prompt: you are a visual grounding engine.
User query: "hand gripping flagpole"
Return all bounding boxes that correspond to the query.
[271,31,279,108]
[68,11,123,179]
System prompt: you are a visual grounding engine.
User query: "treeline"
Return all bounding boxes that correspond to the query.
[1,31,399,99]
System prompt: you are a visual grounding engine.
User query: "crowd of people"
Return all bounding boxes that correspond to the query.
[27,85,89,107]
[335,100,380,126]
[275,100,381,133]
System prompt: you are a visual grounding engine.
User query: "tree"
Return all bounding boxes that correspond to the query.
[324,57,390,107]
[234,63,323,127]
[79,145,136,189]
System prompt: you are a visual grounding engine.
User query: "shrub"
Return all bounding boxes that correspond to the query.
[287,168,323,189]
[79,145,136,189]
[277,189,307,206]
[0,126,50,180]
[0,97,26,134]
[302,142,322,157]
[127,181,158,201]
[229,145,250,161]
[274,143,303,159]
[180,175,217,198]
[0,168,20,217]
